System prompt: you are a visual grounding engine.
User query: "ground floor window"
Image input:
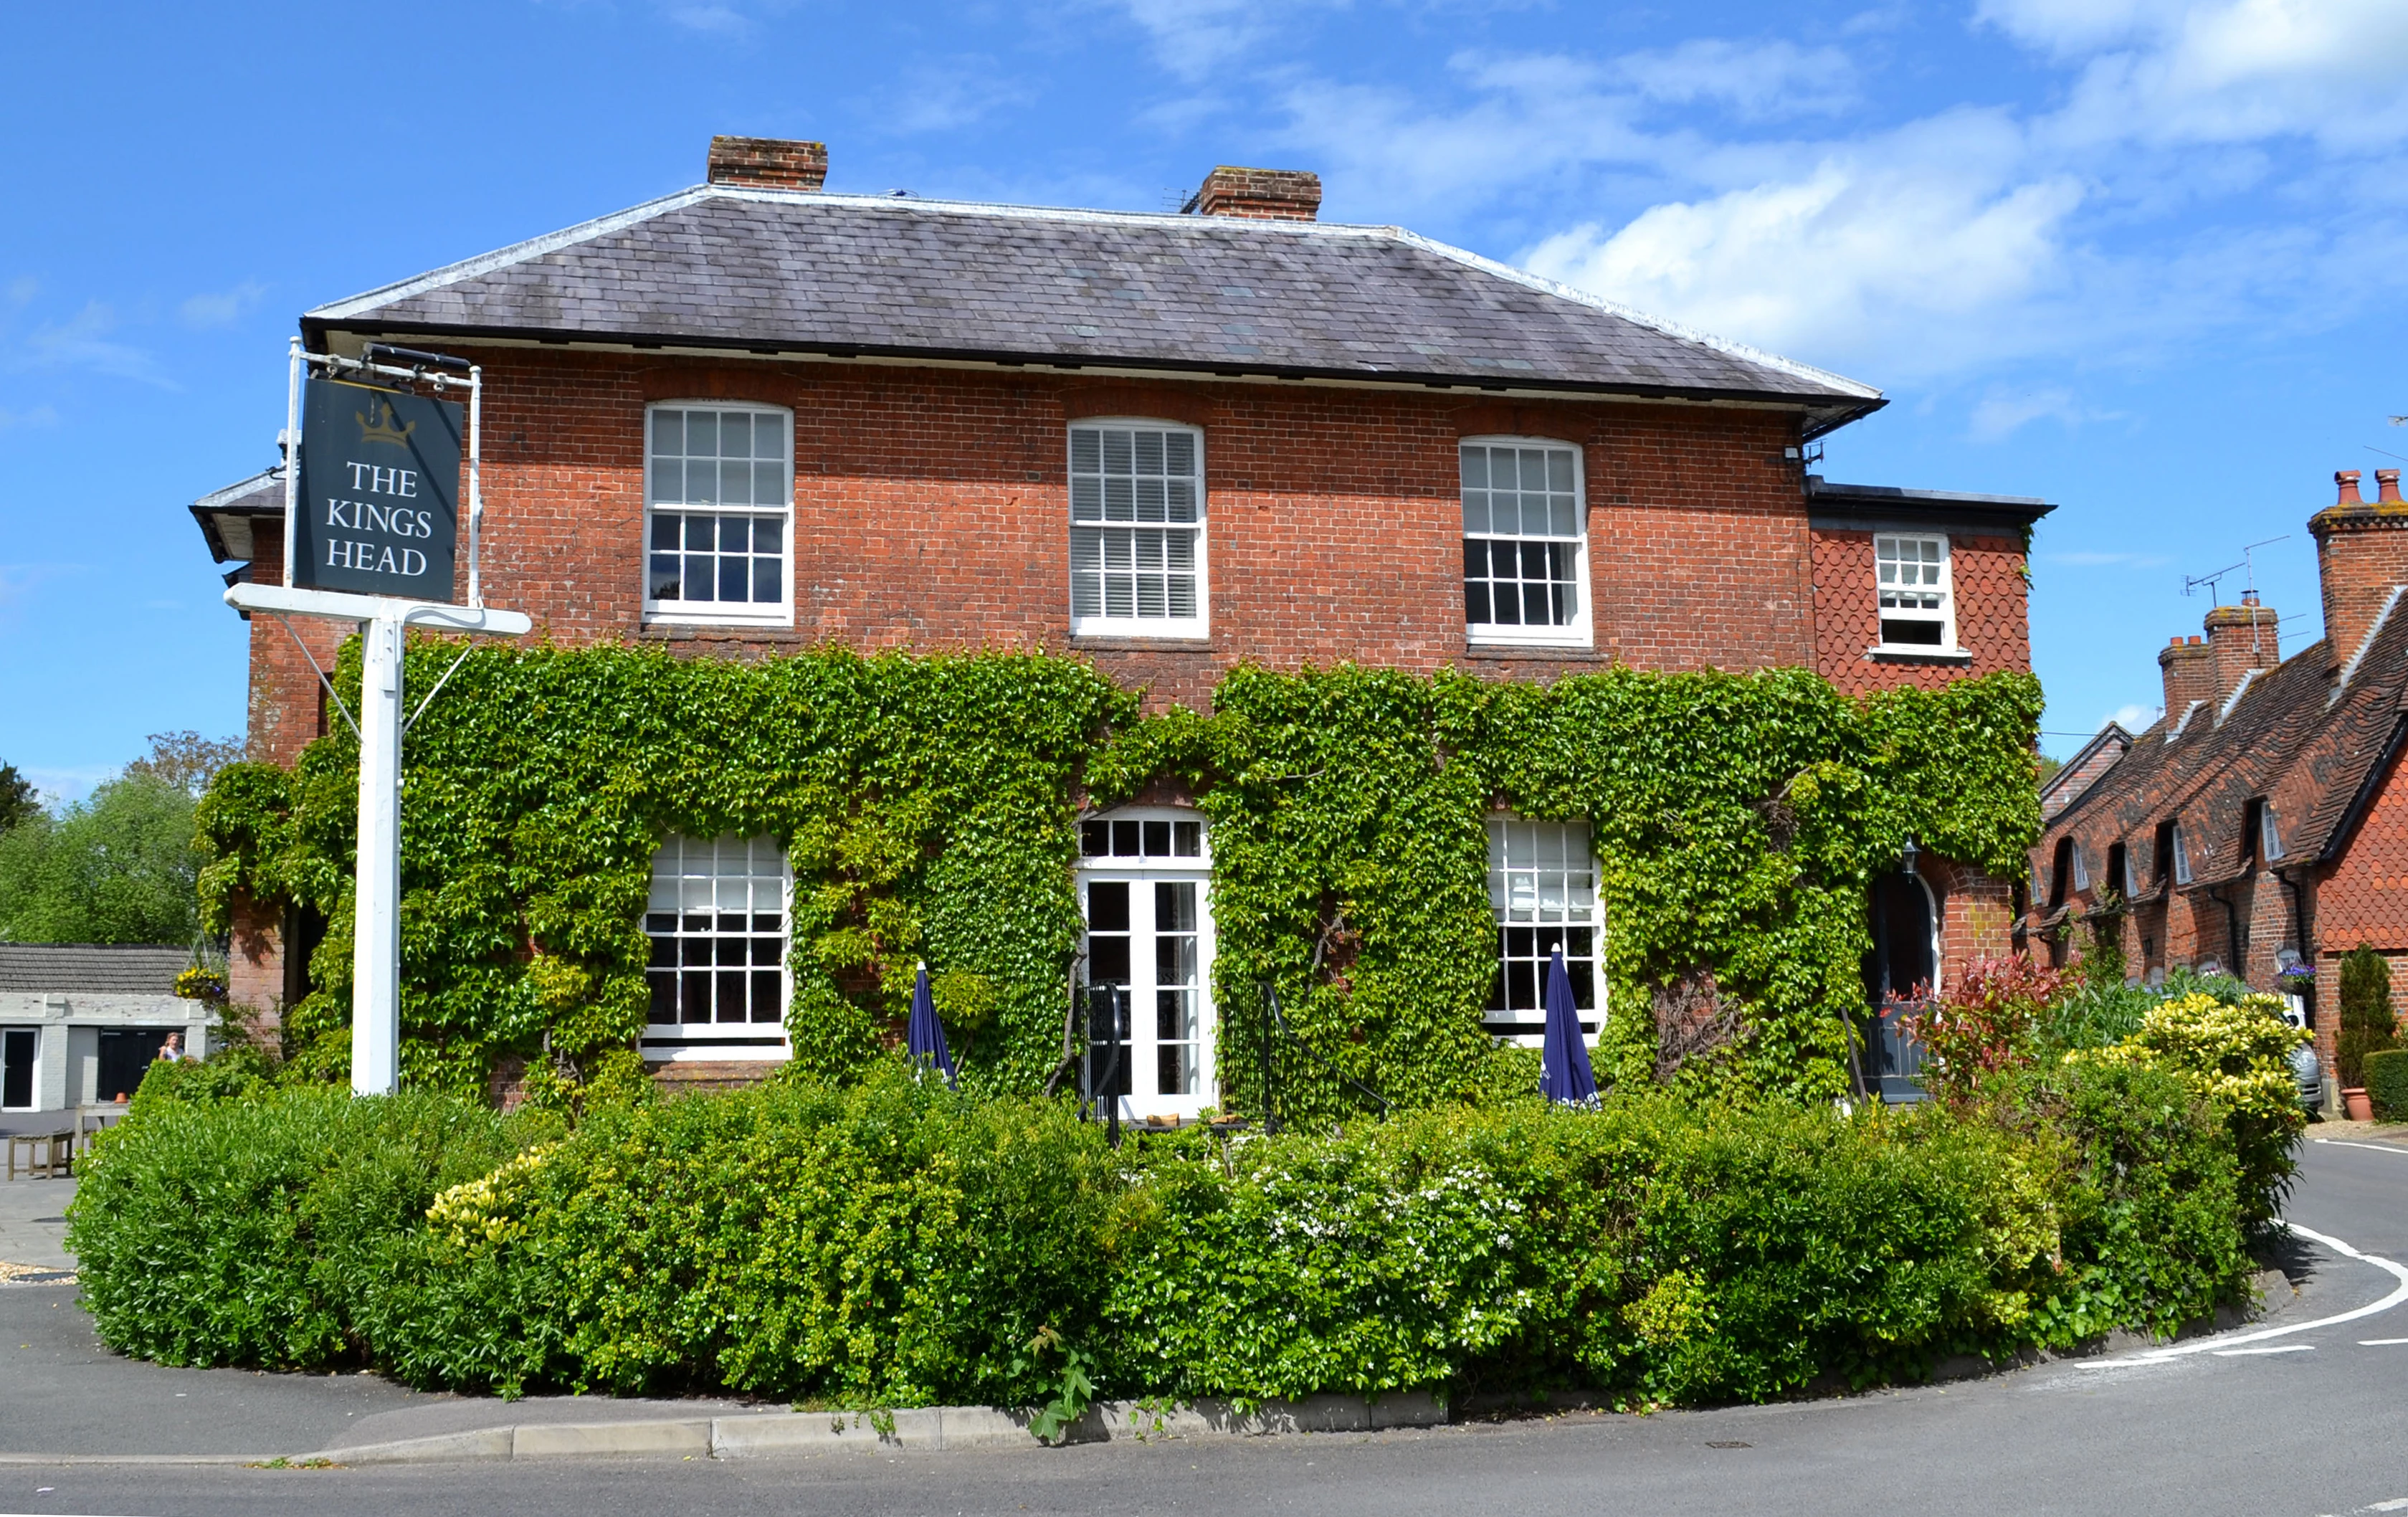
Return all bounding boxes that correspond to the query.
[642,833,791,1061]
[1079,808,1215,1120]
[1484,818,1602,1045]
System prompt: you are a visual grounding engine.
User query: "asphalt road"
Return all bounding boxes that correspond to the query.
[1,1136,2402,1517]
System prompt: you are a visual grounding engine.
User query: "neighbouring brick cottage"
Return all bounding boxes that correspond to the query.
[191,136,2052,1113]
[2032,467,2408,1097]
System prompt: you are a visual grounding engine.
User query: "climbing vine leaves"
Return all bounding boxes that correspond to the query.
[196,639,2042,1113]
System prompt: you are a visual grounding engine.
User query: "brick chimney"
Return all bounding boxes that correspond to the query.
[2311,467,2408,673]
[2202,593,2278,708]
[2160,634,2214,723]
[1191,166,1322,221]
[706,135,827,191]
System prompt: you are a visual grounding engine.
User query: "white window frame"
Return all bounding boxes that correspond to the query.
[2261,803,2286,862]
[2170,822,2193,886]
[1873,532,1959,654]
[641,834,794,1062]
[1068,419,1210,640]
[1460,437,1593,650]
[1483,817,1604,1047]
[1077,807,1216,1121]
[642,401,796,629]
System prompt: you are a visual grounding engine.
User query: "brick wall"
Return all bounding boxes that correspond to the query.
[249,353,1961,734]
[1810,528,2032,694]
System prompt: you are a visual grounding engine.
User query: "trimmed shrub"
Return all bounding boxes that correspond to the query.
[67,1083,540,1368]
[68,1066,2260,1407]
[2366,1048,2408,1123]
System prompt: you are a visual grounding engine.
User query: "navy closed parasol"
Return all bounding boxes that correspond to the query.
[905,961,957,1089]
[1538,946,1596,1105]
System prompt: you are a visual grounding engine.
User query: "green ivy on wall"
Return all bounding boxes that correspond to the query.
[197,640,2042,1113]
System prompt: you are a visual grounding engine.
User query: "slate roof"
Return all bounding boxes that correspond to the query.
[303,186,1885,439]
[189,468,284,563]
[2038,595,2408,902]
[0,945,193,996]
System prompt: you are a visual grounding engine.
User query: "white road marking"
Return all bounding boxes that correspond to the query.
[2368,1499,2408,1512]
[2315,1138,2408,1156]
[2074,1219,2408,1366]
[2360,1338,2408,1346]
[2211,1344,2314,1356]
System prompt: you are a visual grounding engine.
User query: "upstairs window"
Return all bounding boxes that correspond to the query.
[2106,841,2131,900]
[2048,837,2075,910]
[645,404,793,625]
[642,834,791,1060]
[2165,821,2193,886]
[1875,533,1953,649]
[1484,819,1602,1042]
[2250,799,2285,863]
[1462,439,1591,647]
[1070,422,1207,637]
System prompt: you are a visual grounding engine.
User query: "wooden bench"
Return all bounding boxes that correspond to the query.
[6,1130,75,1181]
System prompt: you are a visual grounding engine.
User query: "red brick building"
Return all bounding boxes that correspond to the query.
[193,138,2052,1108]
[2032,468,2408,1099]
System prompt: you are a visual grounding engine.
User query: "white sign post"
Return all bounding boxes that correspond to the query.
[227,340,529,1096]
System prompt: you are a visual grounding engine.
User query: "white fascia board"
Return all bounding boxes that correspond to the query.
[304,185,1881,403]
[2217,669,2264,724]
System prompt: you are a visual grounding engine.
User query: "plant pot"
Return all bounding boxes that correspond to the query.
[2345,1087,2374,1121]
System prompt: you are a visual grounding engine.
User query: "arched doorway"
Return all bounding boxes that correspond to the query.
[1862,870,1938,1102]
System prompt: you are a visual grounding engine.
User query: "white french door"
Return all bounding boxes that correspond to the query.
[1079,865,1216,1122]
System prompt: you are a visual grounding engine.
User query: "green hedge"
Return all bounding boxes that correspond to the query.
[2366,1048,2408,1123]
[70,1059,2253,1407]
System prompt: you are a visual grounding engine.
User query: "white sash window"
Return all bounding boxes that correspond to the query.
[1070,422,1208,638]
[1485,818,1603,1045]
[642,834,791,1062]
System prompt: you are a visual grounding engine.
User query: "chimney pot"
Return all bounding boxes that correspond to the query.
[2189,635,2202,644]
[2338,469,2365,506]
[2380,468,2404,505]
[1191,166,1322,221]
[706,135,827,191]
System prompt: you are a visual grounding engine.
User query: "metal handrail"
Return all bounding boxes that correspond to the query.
[1259,981,1389,1132]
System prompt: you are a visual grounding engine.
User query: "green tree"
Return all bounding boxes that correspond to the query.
[2338,943,2402,1088]
[0,773,201,945]
[0,764,35,834]
[123,731,244,796]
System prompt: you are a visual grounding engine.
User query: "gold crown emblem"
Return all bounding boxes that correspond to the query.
[356,396,416,448]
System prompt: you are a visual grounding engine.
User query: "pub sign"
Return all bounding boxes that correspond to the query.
[293,377,461,599]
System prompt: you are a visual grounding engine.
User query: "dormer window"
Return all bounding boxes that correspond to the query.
[2258,801,2285,862]
[1875,533,1954,650]
[2169,822,2192,886]
[2106,841,2131,900]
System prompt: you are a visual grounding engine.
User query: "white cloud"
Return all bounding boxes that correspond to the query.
[2104,702,2160,732]
[662,3,754,35]
[1613,38,1857,120]
[18,766,116,809]
[1968,386,2128,442]
[16,303,176,389]
[1520,118,2085,376]
[887,57,1038,134]
[178,280,266,330]
[1117,0,1332,80]
[0,403,60,430]
[1986,0,2408,151]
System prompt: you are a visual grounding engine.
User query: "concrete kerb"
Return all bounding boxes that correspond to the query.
[227,1392,1452,1467]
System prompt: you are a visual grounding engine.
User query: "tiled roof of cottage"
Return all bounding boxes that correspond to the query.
[303,187,1884,437]
[2039,602,2408,901]
[0,944,193,996]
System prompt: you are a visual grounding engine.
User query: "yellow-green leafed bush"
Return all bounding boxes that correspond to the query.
[2074,991,2305,1225]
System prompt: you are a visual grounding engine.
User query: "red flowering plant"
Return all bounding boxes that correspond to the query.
[1900,955,2075,1101]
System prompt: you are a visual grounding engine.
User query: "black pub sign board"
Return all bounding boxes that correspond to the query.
[293,377,461,599]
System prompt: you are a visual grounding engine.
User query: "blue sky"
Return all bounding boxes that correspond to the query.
[5,0,2406,799]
